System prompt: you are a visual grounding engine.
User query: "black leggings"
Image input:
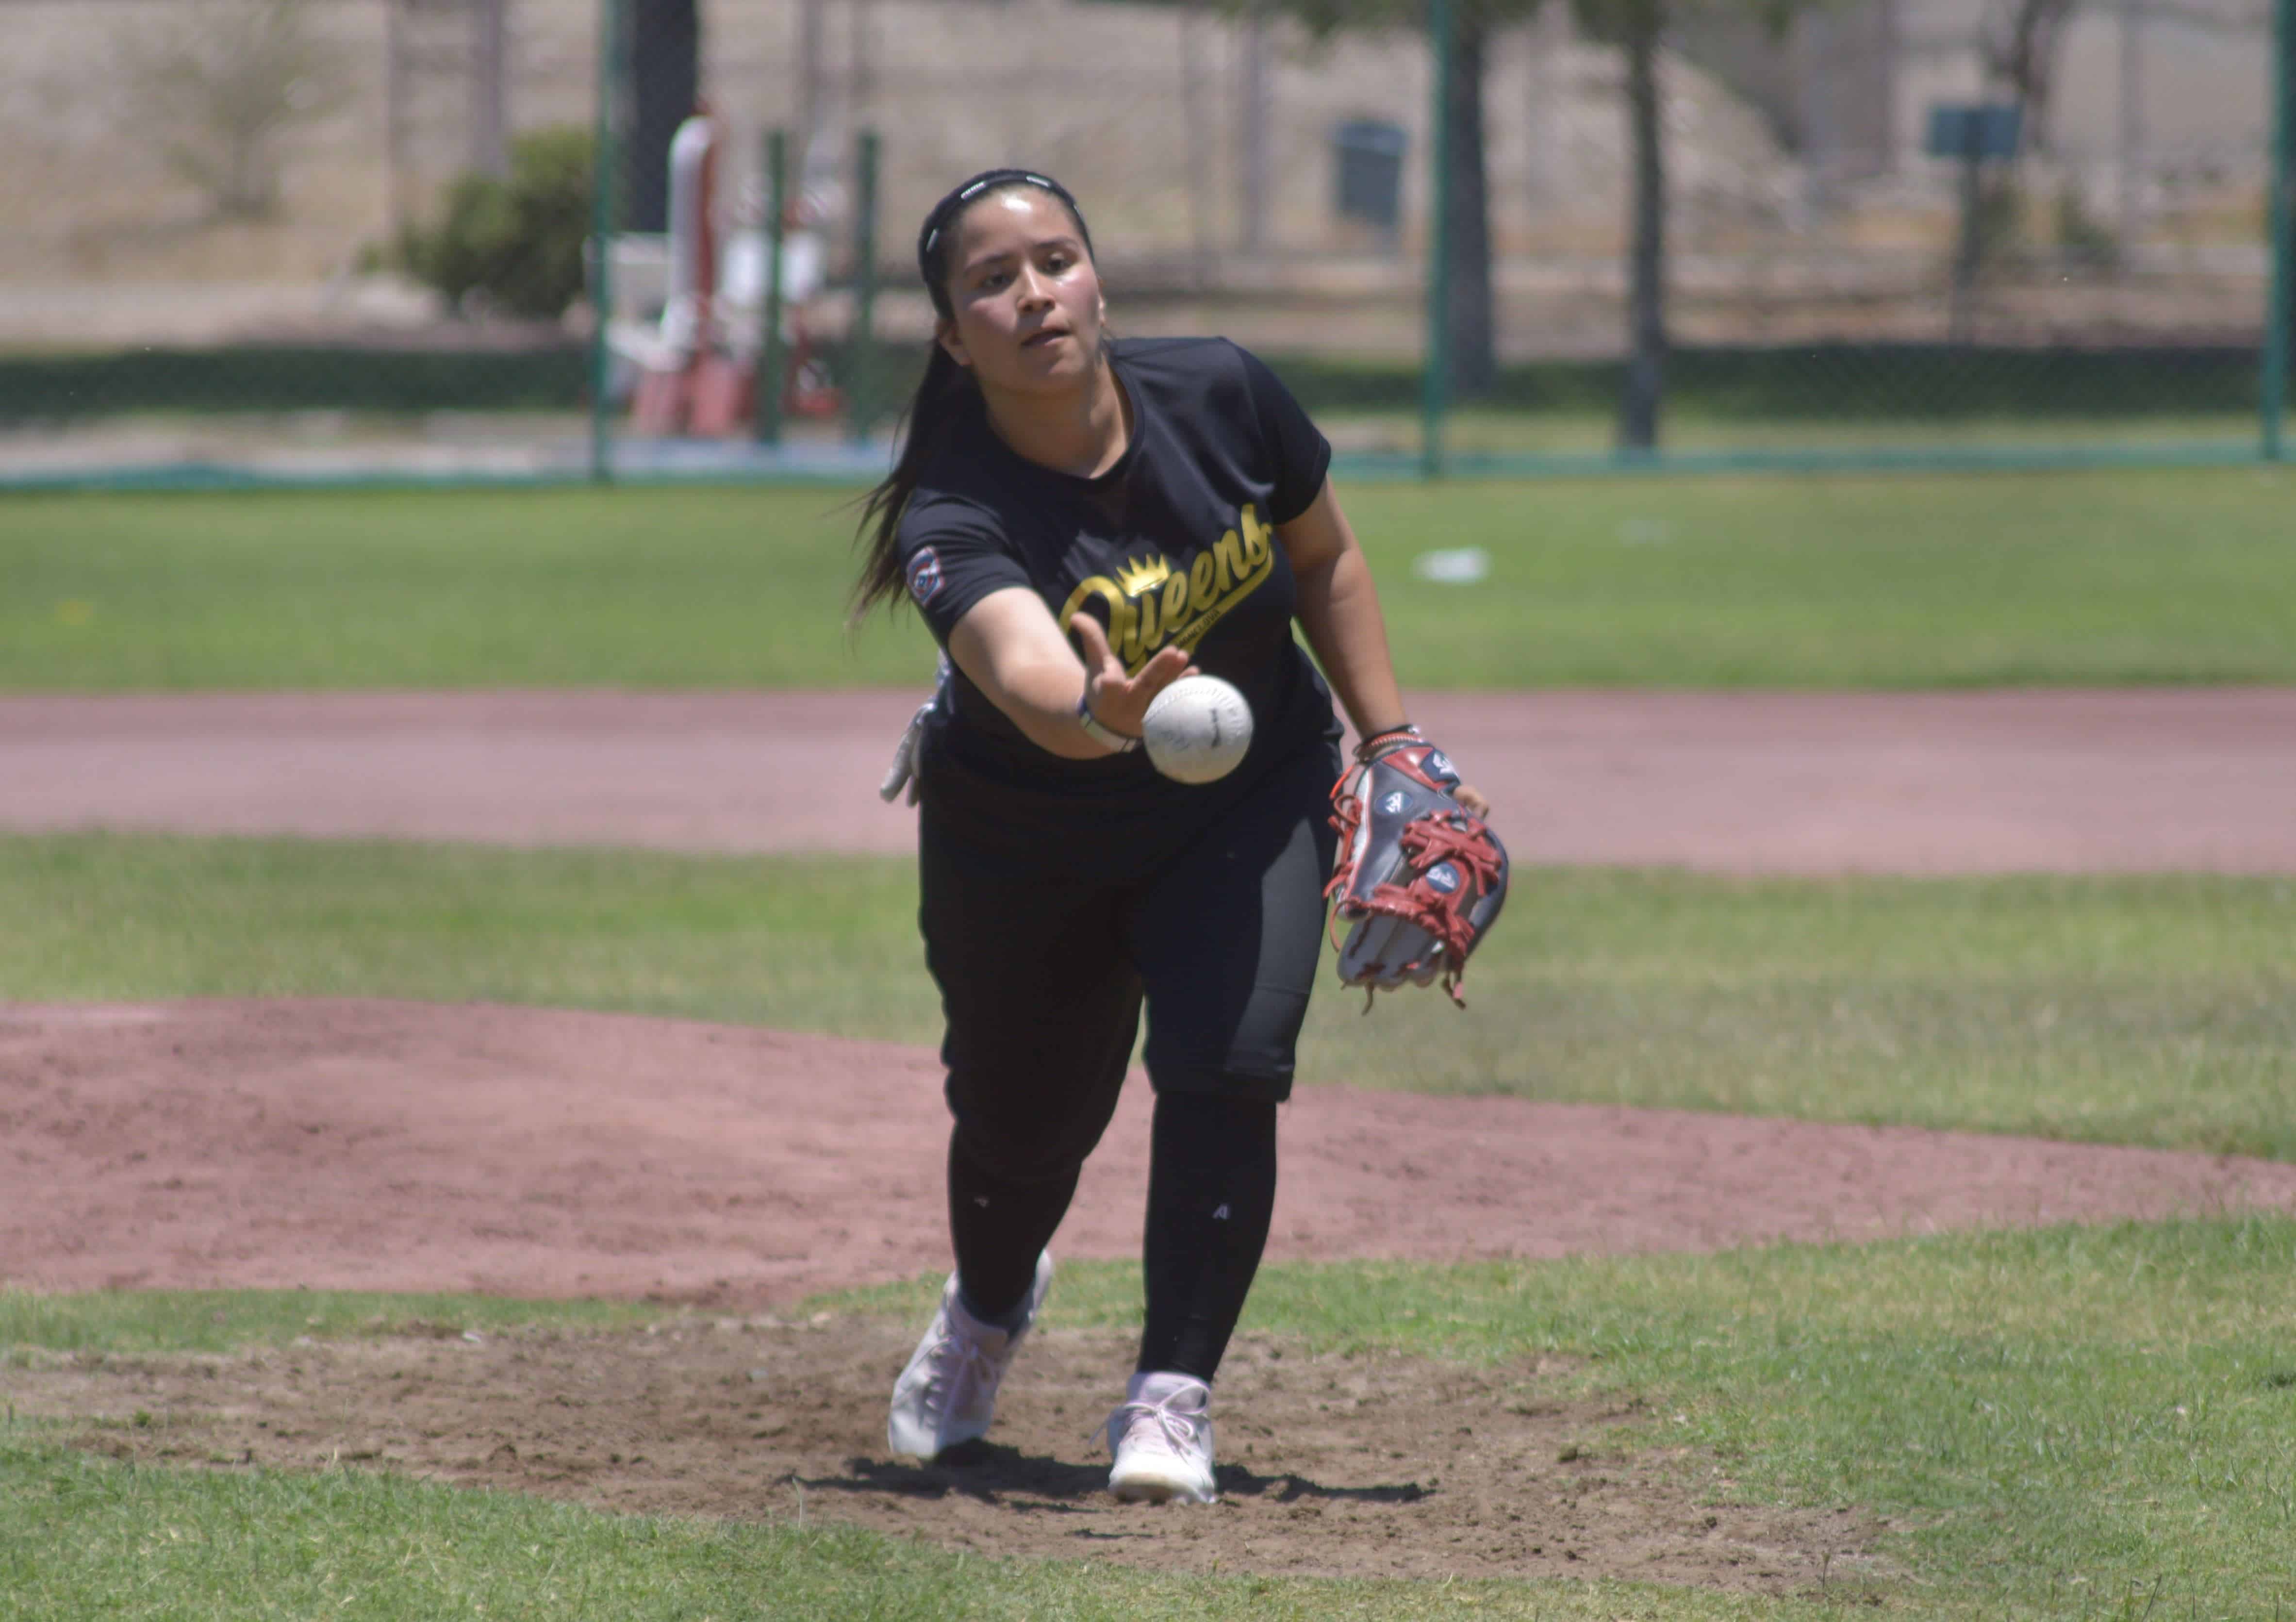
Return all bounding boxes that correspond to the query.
[919,746,1338,1382]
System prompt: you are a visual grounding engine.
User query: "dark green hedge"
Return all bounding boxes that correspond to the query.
[1267,343,2266,420]
[858,340,2267,422]
[0,345,590,423]
[0,339,2264,424]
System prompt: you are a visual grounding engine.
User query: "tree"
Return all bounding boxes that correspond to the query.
[1256,0,1543,399]
[115,0,345,221]
[1575,0,1668,447]
[1978,0,2080,155]
[1966,0,2080,274]
[1254,0,1811,444]
[1572,0,1803,448]
[401,128,600,321]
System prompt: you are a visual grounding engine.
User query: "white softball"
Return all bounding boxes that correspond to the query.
[1141,674,1253,785]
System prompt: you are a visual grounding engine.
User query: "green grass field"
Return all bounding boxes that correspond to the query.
[5,835,2294,1159]
[5,468,2295,1618]
[5,468,2295,690]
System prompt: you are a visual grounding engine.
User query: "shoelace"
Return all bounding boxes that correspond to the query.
[922,1323,1003,1414]
[1096,1388,1207,1457]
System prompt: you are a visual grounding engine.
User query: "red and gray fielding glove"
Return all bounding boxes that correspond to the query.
[1324,734,1508,1008]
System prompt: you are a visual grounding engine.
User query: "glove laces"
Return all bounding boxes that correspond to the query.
[1327,811,1505,1009]
[1396,816,1505,1000]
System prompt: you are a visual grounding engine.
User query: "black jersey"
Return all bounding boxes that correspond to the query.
[895,336,1342,875]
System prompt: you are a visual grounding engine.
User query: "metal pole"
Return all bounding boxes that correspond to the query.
[851,0,874,114]
[384,0,408,246]
[2264,0,2294,460]
[757,128,789,447]
[1877,0,1900,176]
[1951,120,1983,345]
[1240,0,1269,256]
[849,129,881,446]
[2117,0,2143,251]
[587,0,625,484]
[1421,0,1453,480]
[797,0,826,157]
[473,0,510,179]
[1182,0,1213,286]
[1798,11,1832,216]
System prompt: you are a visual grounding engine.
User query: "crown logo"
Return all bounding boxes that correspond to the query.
[1115,553,1172,597]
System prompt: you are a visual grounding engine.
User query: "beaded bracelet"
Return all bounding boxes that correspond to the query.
[1076,688,1142,753]
[1353,723,1423,764]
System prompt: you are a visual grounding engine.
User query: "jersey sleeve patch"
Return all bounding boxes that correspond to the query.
[905,546,945,606]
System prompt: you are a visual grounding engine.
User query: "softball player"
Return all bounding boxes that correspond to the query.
[854,168,1485,1504]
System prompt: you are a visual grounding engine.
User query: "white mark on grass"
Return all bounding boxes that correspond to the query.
[1412,547,1490,584]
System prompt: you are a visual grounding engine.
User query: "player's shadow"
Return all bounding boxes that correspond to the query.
[802,1443,1106,1509]
[800,1442,1430,1509]
[1218,1467,1430,1505]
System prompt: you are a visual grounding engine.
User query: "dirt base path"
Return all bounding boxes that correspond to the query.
[7,687,2296,871]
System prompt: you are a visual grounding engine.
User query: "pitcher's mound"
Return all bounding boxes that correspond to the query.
[7,997,2292,1304]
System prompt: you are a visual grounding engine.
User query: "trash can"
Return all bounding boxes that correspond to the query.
[1332,118,1407,248]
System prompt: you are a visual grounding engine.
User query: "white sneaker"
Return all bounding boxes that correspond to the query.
[885,1251,1053,1461]
[1104,1370,1217,1504]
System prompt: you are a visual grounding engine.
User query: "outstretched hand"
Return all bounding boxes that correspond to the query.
[1072,614,1195,739]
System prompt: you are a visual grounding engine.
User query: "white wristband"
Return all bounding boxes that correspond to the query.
[1076,688,1141,753]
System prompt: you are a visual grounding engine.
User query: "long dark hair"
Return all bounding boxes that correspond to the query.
[848,169,1096,623]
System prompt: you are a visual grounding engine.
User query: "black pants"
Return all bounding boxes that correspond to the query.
[918,744,1339,1381]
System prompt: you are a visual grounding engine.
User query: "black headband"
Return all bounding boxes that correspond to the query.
[915,168,1094,291]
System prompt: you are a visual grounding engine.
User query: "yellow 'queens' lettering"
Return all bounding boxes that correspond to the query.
[1058,503,1277,674]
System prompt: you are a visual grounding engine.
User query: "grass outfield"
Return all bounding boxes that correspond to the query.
[7,1219,2296,1619]
[6,468,2296,690]
[6,833,2294,1159]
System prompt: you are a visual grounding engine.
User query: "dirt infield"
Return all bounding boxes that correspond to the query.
[6,687,2296,871]
[6,687,2295,1591]
[24,1309,1898,1593]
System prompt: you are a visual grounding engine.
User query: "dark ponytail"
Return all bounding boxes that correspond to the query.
[848,167,1096,626]
[848,343,978,623]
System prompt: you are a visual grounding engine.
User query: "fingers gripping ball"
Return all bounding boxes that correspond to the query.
[1325,741,1508,1007]
[1142,675,1254,784]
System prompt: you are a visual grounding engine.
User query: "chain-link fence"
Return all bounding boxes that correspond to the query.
[1,0,2288,486]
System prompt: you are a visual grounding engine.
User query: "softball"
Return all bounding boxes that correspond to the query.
[1142,674,1253,785]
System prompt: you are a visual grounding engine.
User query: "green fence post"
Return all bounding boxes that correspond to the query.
[756,129,788,447]
[1421,0,1452,480]
[849,129,881,446]
[2265,0,2294,461]
[1950,118,1985,346]
[587,0,627,484]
